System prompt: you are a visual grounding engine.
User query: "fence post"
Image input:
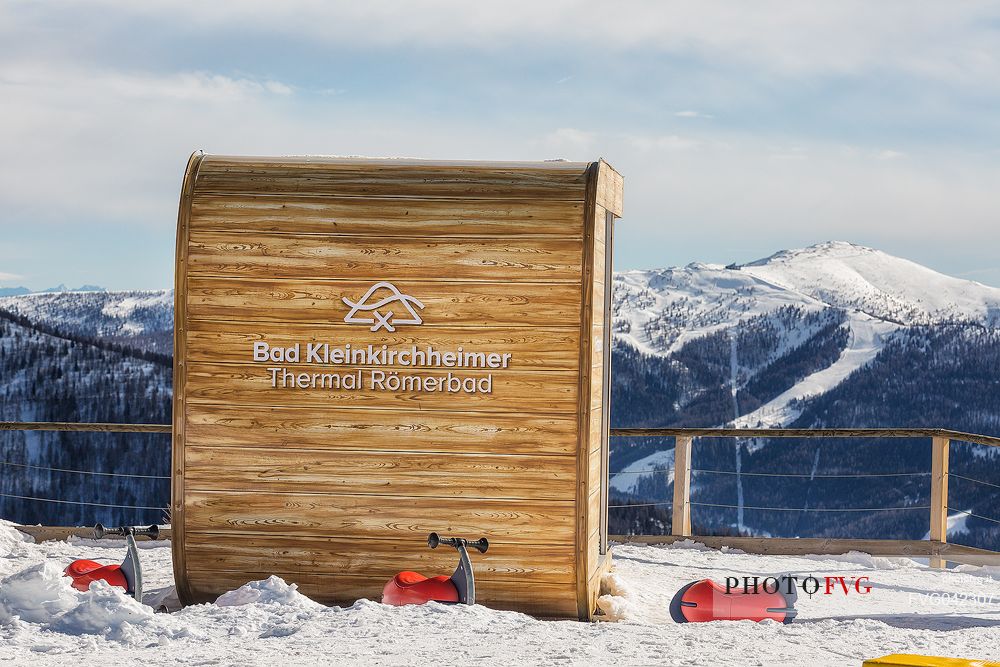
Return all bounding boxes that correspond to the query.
[672,436,693,536]
[929,436,950,568]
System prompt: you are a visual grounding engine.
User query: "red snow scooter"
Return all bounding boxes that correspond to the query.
[382,532,489,606]
[64,523,159,601]
[669,576,798,624]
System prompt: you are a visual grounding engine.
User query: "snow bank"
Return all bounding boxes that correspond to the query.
[3,535,1000,665]
[216,575,323,609]
[596,572,631,621]
[53,579,154,636]
[0,562,80,625]
[0,520,33,553]
[0,560,154,640]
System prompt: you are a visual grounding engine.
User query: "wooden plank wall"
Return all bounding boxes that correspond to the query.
[577,161,623,615]
[174,155,620,618]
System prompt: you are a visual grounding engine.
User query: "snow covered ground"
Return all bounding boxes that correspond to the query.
[3,522,1000,666]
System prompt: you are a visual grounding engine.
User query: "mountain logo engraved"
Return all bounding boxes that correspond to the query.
[342,281,425,332]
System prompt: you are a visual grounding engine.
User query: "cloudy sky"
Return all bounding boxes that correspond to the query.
[1,1,999,290]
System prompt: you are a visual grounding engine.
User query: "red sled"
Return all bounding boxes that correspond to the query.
[669,576,797,624]
[383,533,489,606]
[64,524,158,601]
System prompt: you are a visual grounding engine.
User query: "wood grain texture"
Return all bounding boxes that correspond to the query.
[573,163,599,618]
[185,323,580,370]
[184,362,579,413]
[595,160,624,217]
[609,429,1000,449]
[0,421,170,433]
[187,276,584,326]
[195,157,590,200]
[930,436,950,568]
[172,150,203,606]
[184,404,579,455]
[672,436,693,536]
[183,533,574,582]
[174,155,617,619]
[190,195,586,238]
[574,182,619,618]
[16,525,171,542]
[184,491,575,544]
[184,446,576,500]
[188,230,584,282]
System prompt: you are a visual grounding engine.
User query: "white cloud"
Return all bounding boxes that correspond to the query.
[0,1,998,288]
[544,128,596,153]
[0,63,294,103]
[0,271,24,282]
[626,134,701,152]
[25,1,997,86]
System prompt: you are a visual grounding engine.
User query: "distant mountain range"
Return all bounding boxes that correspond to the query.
[613,241,1000,428]
[609,241,1000,548]
[0,284,106,297]
[1,242,999,551]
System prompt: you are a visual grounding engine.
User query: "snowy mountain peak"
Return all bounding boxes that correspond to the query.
[737,241,1000,325]
[745,240,878,267]
[615,242,1000,359]
[613,242,1000,429]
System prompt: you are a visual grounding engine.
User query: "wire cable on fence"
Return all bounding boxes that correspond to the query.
[949,473,1000,491]
[0,491,166,511]
[609,501,933,511]
[0,460,169,480]
[609,467,930,478]
[691,469,930,479]
[949,509,1000,526]
[690,501,930,513]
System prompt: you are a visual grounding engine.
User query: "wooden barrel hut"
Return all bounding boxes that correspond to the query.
[172,153,623,618]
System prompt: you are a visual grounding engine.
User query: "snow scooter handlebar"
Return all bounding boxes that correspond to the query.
[427,532,489,554]
[93,523,160,541]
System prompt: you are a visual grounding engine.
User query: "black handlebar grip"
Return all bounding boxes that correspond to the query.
[133,524,160,540]
[92,523,160,540]
[469,538,489,553]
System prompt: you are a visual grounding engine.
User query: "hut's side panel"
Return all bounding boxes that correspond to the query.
[576,161,623,618]
[173,155,594,617]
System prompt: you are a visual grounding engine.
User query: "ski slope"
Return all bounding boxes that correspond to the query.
[734,313,900,427]
[2,522,999,666]
[609,449,674,494]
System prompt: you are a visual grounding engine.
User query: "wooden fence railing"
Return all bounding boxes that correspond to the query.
[0,421,171,433]
[608,428,1000,567]
[3,422,999,565]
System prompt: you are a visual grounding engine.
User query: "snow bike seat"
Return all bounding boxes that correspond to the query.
[669,576,797,624]
[384,572,460,605]
[64,523,158,600]
[65,559,128,591]
[382,532,489,606]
